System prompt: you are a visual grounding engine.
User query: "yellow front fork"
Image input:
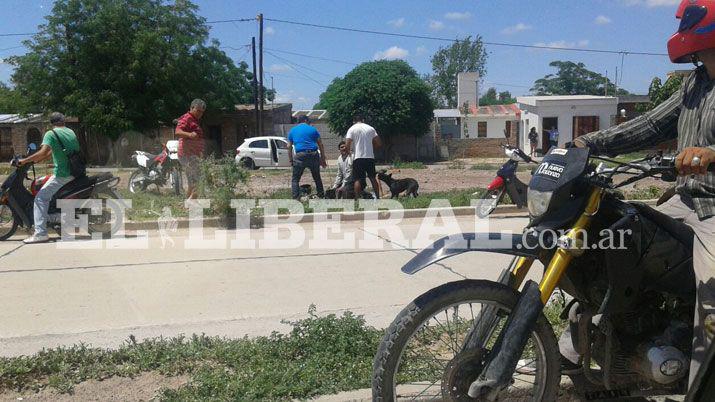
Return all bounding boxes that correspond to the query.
[507,187,604,304]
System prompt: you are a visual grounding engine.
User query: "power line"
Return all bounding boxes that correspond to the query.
[265,52,326,86]
[264,50,334,78]
[265,48,358,66]
[265,17,669,57]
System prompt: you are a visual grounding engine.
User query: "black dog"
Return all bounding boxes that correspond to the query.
[377,170,419,198]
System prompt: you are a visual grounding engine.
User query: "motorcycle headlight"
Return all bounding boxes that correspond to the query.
[527,189,553,217]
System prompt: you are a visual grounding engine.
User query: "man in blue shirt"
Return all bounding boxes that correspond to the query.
[548,127,559,150]
[287,115,327,199]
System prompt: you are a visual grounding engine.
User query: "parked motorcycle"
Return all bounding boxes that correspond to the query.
[373,147,715,401]
[128,140,182,195]
[0,144,123,240]
[475,144,536,218]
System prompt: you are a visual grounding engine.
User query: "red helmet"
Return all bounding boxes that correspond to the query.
[668,0,715,63]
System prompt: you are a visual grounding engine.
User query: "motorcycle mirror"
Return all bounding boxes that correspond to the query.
[26,143,38,155]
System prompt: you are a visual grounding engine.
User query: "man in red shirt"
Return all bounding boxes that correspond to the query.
[175,99,206,201]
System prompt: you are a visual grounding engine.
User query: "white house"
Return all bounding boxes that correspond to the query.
[516,95,618,152]
[462,104,521,140]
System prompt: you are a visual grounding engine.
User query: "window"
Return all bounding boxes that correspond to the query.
[275,140,288,149]
[0,128,12,159]
[251,139,268,149]
[477,122,487,138]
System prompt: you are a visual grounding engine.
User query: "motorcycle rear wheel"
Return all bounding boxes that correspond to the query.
[0,204,18,241]
[372,280,560,401]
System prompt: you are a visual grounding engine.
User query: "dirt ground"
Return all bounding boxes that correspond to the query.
[109,161,670,198]
[0,372,188,402]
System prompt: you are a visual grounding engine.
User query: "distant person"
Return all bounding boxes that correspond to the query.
[346,114,381,199]
[548,127,560,150]
[287,115,327,199]
[175,99,206,202]
[332,141,353,199]
[18,112,81,244]
[528,127,539,156]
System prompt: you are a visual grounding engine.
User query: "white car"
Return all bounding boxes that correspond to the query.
[235,136,290,169]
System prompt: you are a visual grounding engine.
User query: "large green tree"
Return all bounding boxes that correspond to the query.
[531,61,629,96]
[9,0,263,140]
[316,60,434,159]
[0,83,26,114]
[427,36,488,108]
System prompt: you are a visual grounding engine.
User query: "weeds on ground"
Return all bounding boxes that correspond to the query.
[623,185,665,200]
[448,159,465,170]
[391,156,426,170]
[0,306,382,400]
[117,189,189,221]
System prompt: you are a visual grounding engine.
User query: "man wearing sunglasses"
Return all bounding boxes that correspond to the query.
[575,0,715,387]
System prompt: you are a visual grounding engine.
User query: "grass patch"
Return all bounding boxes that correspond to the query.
[622,185,666,200]
[0,306,382,400]
[448,159,465,170]
[117,189,190,221]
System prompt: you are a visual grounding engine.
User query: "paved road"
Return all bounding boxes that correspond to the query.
[0,215,540,357]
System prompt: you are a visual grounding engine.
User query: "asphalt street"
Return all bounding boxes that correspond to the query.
[0,215,540,357]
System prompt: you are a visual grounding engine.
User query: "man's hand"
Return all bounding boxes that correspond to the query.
[320,156,327,168]
[188,132,198,139]
[675,147,715,175]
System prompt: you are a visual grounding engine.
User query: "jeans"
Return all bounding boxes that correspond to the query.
[291,152,323,199]
[33,175,73,236]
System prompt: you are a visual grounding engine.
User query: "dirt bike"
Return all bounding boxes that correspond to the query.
[475,144,536,218]
[373,147,715,401]
[0,145,123,240]
[128,140,182,195]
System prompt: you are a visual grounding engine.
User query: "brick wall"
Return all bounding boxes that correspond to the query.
[439,136,516,159]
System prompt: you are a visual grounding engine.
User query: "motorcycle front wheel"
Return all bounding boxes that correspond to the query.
[128,169,148,194]
[372,280,560,402]
[170,169,182,196]
[0,203,18,240]
[475,188,504,218]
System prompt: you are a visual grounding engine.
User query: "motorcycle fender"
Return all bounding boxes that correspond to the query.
[486,176,504,191]
[401,232,539,274]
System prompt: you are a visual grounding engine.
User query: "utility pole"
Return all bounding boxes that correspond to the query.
[604,70,608,96]
[615,67,619,96]
[258,13,264,136]
[270,75,274,106]
[251,37,259,137]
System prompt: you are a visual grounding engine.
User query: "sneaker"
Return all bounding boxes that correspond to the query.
[23,233,50,244]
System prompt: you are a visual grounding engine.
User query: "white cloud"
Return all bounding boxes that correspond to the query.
[501,23,532,35]
[429,20,445,31]
[274,90,312,107]
[594,15,612,25]
[623,0,679,7]
[444,11,472,20]
[265,26,275,35]
[268,64,292,73]
[533,40,590,50]
[374,46,409,60]
[388,17,406,28]
[416,46,428,56]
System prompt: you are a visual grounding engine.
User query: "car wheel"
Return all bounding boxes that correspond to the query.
[241,158,257,170]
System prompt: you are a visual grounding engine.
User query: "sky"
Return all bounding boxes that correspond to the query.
[0,0,685,110]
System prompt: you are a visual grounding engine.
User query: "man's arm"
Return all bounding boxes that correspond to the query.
[576,87,682,156]
[287,140,294,165]
[372,135,382,149]
[317,138,327,168]
[19,144,52,165]
[333,159,344,188]
[345,138,353,155]
[174,118,197,139]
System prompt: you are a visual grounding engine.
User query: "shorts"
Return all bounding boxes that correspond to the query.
[352,158,376,185]
[180,155,201,187]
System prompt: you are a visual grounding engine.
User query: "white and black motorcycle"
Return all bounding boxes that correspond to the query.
[128,140,182,195]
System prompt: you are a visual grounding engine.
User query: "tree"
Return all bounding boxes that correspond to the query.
[316,60,434,159]
[0,83,26,114]
[531,61,629,96]
[638,75,683,112]
[9,0,264,140]
[478,87,516,106]
[427,36,488,108]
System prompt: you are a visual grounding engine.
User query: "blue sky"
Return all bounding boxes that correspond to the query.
[0,0,684,109]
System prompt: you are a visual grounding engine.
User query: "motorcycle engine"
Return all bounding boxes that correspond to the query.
[631,343,688,384]
[148,170,159,180]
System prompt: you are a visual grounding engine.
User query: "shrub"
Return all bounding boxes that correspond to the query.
[196,156,249,216]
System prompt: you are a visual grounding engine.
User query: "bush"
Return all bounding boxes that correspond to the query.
[391,156,426,170]
[196,156,249,216]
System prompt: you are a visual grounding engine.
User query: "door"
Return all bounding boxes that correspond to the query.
[0,128,12,159]
[248,139,270,167]
[542,117,558,152]
[573,116,599,138]
[272,139,290,167]
[208,125,222,157]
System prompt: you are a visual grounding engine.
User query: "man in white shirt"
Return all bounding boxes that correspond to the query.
[345,114,381,199]
[332,141,353,198]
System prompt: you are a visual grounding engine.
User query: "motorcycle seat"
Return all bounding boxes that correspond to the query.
[630,202,694,249]
[54,173,114,199]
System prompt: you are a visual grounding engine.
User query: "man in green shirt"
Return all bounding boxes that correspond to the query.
[18,112,81,243]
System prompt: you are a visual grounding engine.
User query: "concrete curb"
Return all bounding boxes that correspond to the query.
[122,199,660,230]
